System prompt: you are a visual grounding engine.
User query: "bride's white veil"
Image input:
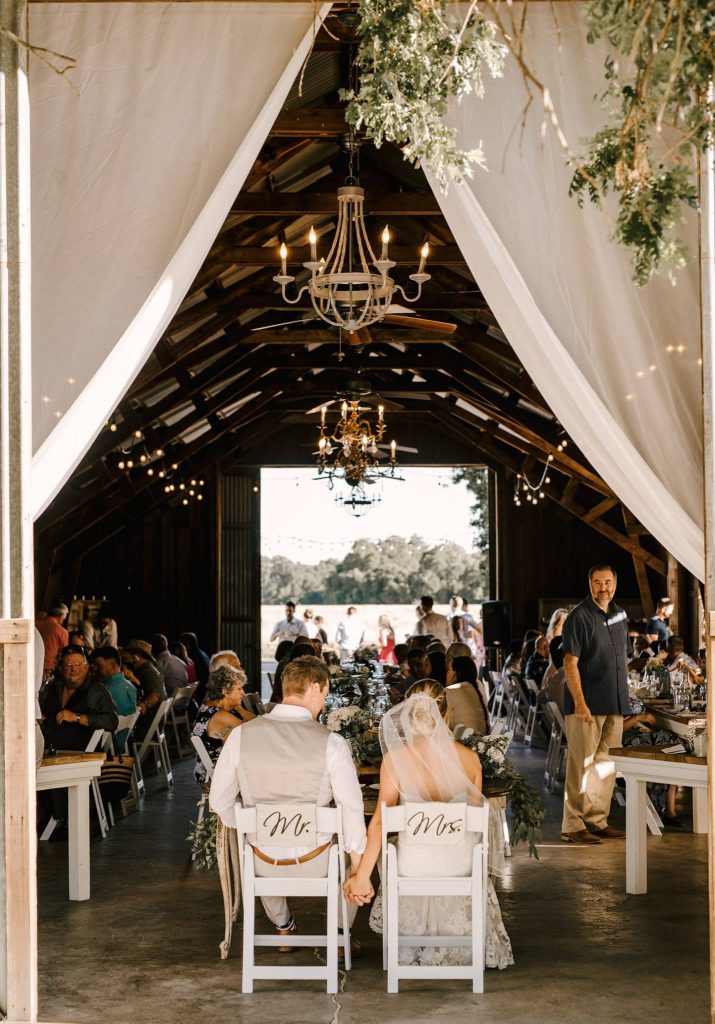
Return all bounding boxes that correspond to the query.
[379,693,484,806]
[379,692,504,876]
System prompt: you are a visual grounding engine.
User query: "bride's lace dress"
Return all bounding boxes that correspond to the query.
[368,826,514,970]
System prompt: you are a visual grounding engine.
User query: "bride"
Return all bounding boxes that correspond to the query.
[345,681,514,969]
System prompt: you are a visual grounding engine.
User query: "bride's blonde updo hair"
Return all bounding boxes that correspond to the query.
[404,679,451,734]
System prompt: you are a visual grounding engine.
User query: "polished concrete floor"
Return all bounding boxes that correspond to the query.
[38,740,709,1024]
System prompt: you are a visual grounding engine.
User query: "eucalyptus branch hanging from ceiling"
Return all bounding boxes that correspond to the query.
[340,0,507,189]
[341,0,714,286]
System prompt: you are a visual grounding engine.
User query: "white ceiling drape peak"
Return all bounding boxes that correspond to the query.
[431,1,703,578]
[30,2,330,520]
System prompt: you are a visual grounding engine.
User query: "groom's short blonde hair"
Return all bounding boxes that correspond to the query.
[281,656,329,698]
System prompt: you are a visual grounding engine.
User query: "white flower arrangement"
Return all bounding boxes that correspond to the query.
[326,706,370,734]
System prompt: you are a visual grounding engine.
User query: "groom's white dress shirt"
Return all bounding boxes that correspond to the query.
[209,704,367,859]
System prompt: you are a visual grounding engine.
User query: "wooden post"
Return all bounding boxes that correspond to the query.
[699,83,715,1024]
[0,1,35,1019]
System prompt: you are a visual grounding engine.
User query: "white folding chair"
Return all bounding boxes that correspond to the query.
[101,712,141,824]
[236,803,352,994]
[132,698,173,793]
[168,682,198,757]
[242,692,266,716]
[523,678,543,745]
[191,734,214,825]
[505,673,530,738]
[489,671,505,723]
[545,701,568,791]
[40,728,108,841]
[381,800,490,993]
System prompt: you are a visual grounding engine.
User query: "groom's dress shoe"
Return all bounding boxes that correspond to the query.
[276,918,297,953]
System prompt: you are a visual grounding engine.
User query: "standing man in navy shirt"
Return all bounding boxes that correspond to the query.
[561,565,630,845]
[645,597,673,653]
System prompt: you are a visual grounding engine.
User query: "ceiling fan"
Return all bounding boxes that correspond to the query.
[250,304,457,344]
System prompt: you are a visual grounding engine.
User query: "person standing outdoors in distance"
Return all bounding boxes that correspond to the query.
[561,565,629,845]
[270,600,308,651]
[335,606,364,661]
[645,598,674,653]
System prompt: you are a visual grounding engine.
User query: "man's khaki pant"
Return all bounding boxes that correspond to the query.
[253,848,357,929]
[561,714,623,834]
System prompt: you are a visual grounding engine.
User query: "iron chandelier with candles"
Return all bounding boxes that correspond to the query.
[274,138,431,333]
[316,398,400,490]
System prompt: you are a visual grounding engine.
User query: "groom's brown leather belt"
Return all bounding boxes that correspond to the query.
[251,841,332,867]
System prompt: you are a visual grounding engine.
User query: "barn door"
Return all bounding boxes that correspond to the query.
[219,469,261,692]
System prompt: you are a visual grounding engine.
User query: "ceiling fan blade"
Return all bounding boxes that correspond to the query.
[384,314,457,335]
[305,399,336,415]
[251,315,318,332]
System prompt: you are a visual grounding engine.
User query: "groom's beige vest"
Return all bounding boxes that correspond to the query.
[238,714,332,844]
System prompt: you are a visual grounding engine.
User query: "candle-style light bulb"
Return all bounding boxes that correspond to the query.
[309,226,317,262]
[418,241,430,275]
[321,405,327,426]
[279,242,287,275]
[381,225,390,260]
[341,401,348,418]
[378,404,384,423]
[390,439,396,461]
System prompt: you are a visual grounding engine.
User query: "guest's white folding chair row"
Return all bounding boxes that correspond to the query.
[380,800,490,993]
[168,682,199,756]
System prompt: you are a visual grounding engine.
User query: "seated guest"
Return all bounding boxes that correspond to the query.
[171,639,198,683]
[192,666,253,787]
[210,649,243,672]
[402,649,431,690]
[628,635,657,674]
[524,635,550,688]
[120,639,167,741]
[622,696,681,826]
[94,606,119,648]
[271,642,316,703]
[406,634,430,652]
[503,638,524,676]
[210,656,369,947]
[89,646,137,750]
[39,644,119,838]
[150,633,189,694]
[445,656,489,735]
[546,608,569,671]
[446,641,472,667]
[386,643,412,700]
[665,636,702,680]
[179,631,211,703]
[425,650,447,686]
[36,604,69,680]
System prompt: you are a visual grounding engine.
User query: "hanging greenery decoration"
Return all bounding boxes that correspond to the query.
[569,0,715,285]
[342,0,714,285]
[341,0,507,189]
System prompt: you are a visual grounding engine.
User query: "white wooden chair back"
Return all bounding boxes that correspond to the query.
[191,734,215,781]
[103,712,140,755]
[379,800,490,993]
[169,682,198,756]
[235,802,350,993]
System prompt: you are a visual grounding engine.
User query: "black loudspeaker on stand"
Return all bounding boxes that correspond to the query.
[481,600,513,649]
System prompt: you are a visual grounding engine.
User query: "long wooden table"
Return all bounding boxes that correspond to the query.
[36,752,105,900]
[644,703,708,833]
[610,745,707,895]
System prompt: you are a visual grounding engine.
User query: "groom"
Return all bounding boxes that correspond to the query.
[210,655,373,946]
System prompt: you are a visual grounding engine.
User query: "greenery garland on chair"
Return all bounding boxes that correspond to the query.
[188,814,219,870]
[342,0,715,285]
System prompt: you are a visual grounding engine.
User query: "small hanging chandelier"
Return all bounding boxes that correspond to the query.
[274,137,430,332]
[317,399,397,486]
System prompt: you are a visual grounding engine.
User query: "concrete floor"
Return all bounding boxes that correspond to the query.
[38,742,709,1024]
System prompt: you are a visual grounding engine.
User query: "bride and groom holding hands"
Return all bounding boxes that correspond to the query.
[209,655,513,969]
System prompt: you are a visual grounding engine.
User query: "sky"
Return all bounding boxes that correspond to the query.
[260,467,477,564]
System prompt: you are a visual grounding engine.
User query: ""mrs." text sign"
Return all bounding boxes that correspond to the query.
[403,802,467,846]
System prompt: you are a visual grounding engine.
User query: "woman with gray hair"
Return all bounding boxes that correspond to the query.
[191,665,253,786]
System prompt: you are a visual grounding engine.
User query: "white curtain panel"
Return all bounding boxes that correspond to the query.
[30,3,328,519]
[430,2,702,578]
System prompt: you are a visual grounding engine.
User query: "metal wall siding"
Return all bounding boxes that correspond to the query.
[220,470,261,692]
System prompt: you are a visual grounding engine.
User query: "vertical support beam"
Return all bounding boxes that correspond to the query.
[667,552,682,637]
[699,83,715,1024]
[487,468,498,600]
[0,2,35,1020]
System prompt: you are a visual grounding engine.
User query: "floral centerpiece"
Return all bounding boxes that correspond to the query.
[458,730,545,859]
[325,706,381,765]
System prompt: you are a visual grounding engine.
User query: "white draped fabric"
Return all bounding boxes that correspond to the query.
[430,2,703,578]
[30,3,327,519]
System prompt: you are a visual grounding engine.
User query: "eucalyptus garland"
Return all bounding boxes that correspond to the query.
[187,814,218,871]
[569,0,715,285]
[341,0,506,188]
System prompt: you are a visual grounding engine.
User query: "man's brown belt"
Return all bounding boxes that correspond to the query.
[251,840,332,867]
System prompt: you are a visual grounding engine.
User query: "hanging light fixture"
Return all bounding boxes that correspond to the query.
[317,399,399,489]
[274,135,430,332]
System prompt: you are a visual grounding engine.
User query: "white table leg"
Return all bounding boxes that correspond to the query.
[693,786,709,834]
[67,782,91,901]
[625,776,648,895]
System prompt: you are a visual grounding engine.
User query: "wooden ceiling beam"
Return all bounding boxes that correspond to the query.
[267,108,354,138]
[231,192,442,217]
